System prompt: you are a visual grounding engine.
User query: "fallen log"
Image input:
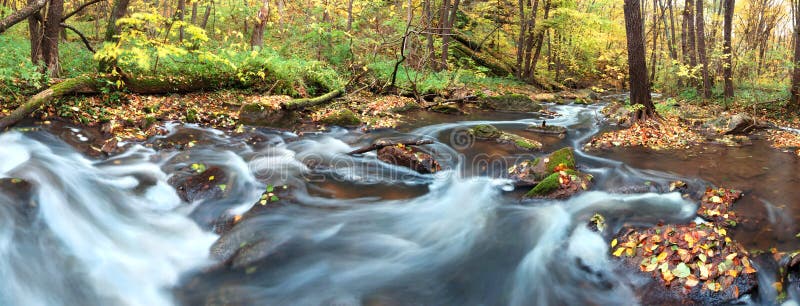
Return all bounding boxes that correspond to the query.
[0,72,344,130]
[0,76,101,129]
[348,139,434,155]
[451,44,514,77]
[283,89,343,111]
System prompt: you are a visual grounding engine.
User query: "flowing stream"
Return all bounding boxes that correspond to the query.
[0,103,797,305]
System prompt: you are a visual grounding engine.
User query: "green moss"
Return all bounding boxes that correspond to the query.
[319,109,361,126]
[185,108,198,122]
[526,169,579,197]
[545,147,575,172]
[430,104,461,114]
[508,135,542,150]
[240,102,265,113]
[469,124,502,138]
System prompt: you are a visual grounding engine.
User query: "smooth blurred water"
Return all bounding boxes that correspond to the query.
[0,103,780,305]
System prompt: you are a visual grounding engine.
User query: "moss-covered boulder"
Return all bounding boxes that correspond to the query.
[318,109,362,126]
[479,94,542,112]
[532,93,558,102]
[524,170,592,198]
[507,147,578,186]
[468,124,542,151]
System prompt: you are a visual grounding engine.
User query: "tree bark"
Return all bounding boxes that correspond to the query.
[695,0,711,98]
[250,0,269,49]
[516,0,526,77]
[649,0,660,82]
[685,0,697,68]
[27,0,43,64]
[41,0,63,77]
[624,0,655,120]
[0,0,45,34]
[346,0,353,31]
[201,0,212,29]
[190,0,198,24]
[177,0,185,41]
[282,89,343,110]
[440,0,460,70]
[723,0,734,99]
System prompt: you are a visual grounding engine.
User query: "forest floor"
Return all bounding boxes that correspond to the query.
[3,81,800,159]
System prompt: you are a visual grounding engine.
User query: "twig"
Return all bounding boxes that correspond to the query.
[60,23,95,53]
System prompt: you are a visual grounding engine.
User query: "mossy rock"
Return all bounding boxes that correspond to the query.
[544,147,575,172]
[469,124,503,139]
[525,169,592,198]
[498,133,542,151]
[319,109,362,126]
[470,124,542,151]
[479,94,542,112]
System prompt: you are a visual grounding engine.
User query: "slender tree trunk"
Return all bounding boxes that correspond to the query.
[624,0,655,120]
[346,0,353,31]
[723,0,734,99]
[685,0,696,68]
[250,0,269,49]
[191,0,198,24]
[201,0,212,29]
[529,0,550,80]
[423,0,435,66]
[99,0,130,72]
[696,0,711,98]
[177,0,185,41]
[41,0,63,77]
[27,0,43,64]
[649,0,659,82]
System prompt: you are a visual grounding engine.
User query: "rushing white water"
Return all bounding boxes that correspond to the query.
[0,103,725,305]
[0,132,216,306]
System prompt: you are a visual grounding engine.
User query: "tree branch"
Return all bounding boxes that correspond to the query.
[60,23,95,53]
[61,0,106,22]
[0,0,47,34]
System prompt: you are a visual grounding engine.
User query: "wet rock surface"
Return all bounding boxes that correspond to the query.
[468,124,542,151]
[377,145,441,174]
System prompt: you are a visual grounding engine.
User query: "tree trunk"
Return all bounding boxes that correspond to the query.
[41,0,63,77]
[191,0,198,24]
[0,0,45,34]
[27,0,43,64]
[250,0,269,49]
[423,0,435,66]
[696,0,711,98]
[177,0,185,41]
[685,0,697,68]
[649,0,659,82]
[666,0,678,60]
[0,76,101,130]
[346,0,353,31]
[723,0,734,99]
[624,0,655,120]
[201,0,212,29]
[439,0,452,70]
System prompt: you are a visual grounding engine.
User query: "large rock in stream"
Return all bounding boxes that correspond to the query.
[506,147,593,199]
[377,145,441,174]
[468,124,542,151]
[478,94,543,112]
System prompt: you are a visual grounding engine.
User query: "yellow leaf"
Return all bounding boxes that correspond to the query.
[613,247,625,257]
[611,239,618,248]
